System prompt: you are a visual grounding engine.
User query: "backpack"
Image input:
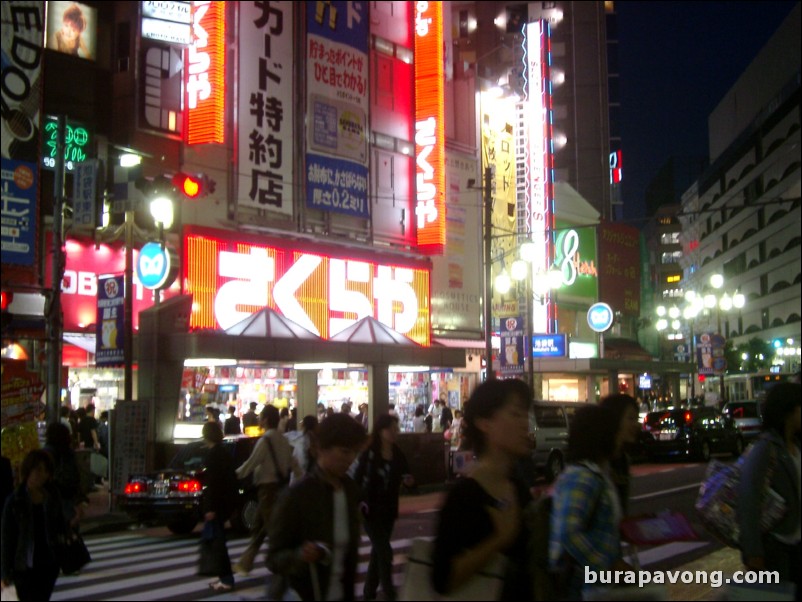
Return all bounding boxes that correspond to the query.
[694,440,785,548]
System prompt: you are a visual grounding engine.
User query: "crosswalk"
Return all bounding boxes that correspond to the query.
[50,529,712,601]
[51,531,415,601]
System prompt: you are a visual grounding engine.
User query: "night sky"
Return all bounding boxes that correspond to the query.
[615,1,798,225]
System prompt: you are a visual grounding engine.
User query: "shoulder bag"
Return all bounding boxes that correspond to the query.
[267,436,290,488]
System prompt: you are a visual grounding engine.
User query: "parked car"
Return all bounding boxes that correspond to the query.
[529,400,579,482]
[721,400,763,442]
[641,407,743,462]
[118,434,260,534]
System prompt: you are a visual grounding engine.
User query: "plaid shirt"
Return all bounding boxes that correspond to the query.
[549,462,622,575]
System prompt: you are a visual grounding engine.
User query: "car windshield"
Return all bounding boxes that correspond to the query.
[169,441,208,470]
[724,403,759,419]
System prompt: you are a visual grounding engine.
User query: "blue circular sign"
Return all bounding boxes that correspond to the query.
[587,302,614,333]
[136,242,172,290]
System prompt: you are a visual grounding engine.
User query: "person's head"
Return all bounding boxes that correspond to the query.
[228,405,237,416]
[762,382,801,437]
[85,403,95,416]
[326,407,335,417]
[20,449,54,491]
[301,415,319,433]
[454,409,463,419]
[60,405,71,419]
[249,402,258,412]
[100,410,108,422]
[462,378,531,458]
[370,414,400,450]
[45,422,72,451]
[359,403,368,414]
[261,404,280,429]
[315,413,367,478]
[599,394,641,452]
[202,421,224,446]
[75,406,86,420]
[414,405,424,417]
[60,4,86,41]
[439,392,447,402]
[341,402,351,414]
[567,404,619,464]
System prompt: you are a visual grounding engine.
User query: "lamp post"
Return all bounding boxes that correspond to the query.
[496,241,561,391]
[656,299,699,401]
[704,274,746,401]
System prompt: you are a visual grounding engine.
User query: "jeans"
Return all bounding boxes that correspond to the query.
[13,562,59,601]
[363,515,396,600]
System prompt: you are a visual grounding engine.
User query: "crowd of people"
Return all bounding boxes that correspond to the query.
[2,378,799,601]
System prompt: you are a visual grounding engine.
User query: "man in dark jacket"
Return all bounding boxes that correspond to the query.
[224,406,242,435]
[201,422,238,592]
[267,414,367,601]
[242,402,259,429]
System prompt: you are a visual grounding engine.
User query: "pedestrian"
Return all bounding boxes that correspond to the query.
[242,402,260,430]
[1,449,67,601]
[354,414,414,601]
[206,406,223,431]
[439,394,453,432]
[267,413,367,601]
[355,403,369,430]
[291,415,319,483]
[43,423,84,532]
[549,404,634,600]
[738,382,801,594]
[286,407,298,433]
[78,404,100,451]
[412,405,427,433]
[97,411,109,458]
[432,378,534,600]
[233,405,295,575]
[224,406,242,436]
[279,407,290,433]
[201,422,239,592]
[430,397,444,432]
[599,393,641,514]
[58,406,73,438]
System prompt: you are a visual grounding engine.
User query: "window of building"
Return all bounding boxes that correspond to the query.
[660,232,680,245]
[661,251,682,264]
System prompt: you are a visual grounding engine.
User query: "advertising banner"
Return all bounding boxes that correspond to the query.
[305,1,369,219]
[598,220,640,316]
[238,1,294,215]
[45,0,97,60]
[1,159,37,266]
[499,316,524,376]
[696,332,726,376]
[96,274,125,366]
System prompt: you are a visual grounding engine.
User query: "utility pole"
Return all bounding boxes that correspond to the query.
[483,165,494,380]
[124,208,134,403]
[46,116,66,424]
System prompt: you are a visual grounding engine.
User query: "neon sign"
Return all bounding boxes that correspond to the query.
[413,1,445,254]
[186,0,225,145]
[524,20,555,333]
[183,227,432,345]
[41,116,91,171]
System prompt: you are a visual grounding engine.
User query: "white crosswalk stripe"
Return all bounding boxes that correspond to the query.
[51,529,711,600]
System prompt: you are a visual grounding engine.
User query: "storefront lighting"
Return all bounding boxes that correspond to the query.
[119,153,142,167]
[184,358,237,367]
[389,365,430,373]
[293,362,349,370]
[1,341,29,360]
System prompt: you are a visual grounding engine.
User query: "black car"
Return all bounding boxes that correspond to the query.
[641,407,744,462]
[118,435,261,534]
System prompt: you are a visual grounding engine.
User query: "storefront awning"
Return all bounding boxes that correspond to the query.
[330,316,418,345]
[224,307,323,340]
[63,333,97,354]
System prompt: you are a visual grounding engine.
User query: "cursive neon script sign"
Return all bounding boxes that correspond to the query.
[183,228,431,345]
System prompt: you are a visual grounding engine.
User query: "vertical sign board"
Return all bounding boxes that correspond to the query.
[499,316,524,376]
[72,159,99,228]
[523,20,555,333]
[1,1,44,277]
[597,220,640,316]
[96,274,126,366]
[306,1,370,219]
[139,38,184,137]
[185,1,225,145]
[413,1,445,254]
[238,1,294,216]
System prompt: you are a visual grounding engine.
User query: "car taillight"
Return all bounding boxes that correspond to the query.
[176,479,201,493]
[124,482,146,494]
[684,411,692,424]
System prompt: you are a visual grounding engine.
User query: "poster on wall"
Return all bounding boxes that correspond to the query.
[499,316,524,376]
[305,0,370,219]
[96,274,125,366]
[238,1,294,215]
[1,159,37,266]
[45,1,97,61]
[597,220,640,316]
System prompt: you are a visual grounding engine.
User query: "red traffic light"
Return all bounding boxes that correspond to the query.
[172,173,203,199]
[0,291,12,312]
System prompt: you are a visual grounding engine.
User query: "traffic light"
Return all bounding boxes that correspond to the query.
[171,172,215,199]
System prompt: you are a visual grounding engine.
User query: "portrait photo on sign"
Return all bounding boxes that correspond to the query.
[46,1,97,61]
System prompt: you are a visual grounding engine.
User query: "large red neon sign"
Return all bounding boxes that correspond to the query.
[186,1,225,145]
[183,227,432,345]
[413,1,445,255]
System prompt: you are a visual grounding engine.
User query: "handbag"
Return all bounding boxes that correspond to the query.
[59,531,92,575]
[399,538,506,601]
[695,441,785,548]
[197,520,228,576]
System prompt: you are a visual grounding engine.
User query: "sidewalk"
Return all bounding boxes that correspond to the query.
[81,485,749,601]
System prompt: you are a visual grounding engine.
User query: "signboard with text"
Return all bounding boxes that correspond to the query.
[1,160,37,266]
[96,275,125,366]
[531,333,567,358]
[499,316,524,375]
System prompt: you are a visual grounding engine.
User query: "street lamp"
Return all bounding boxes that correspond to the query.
[499,242,561,390]
[656,299,699,401]
[703,273,745,401]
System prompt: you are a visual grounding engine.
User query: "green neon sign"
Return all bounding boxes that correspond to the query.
[42,116,93,172]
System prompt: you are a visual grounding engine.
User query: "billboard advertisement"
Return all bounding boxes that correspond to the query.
[185,0,226,144]
[183,226,431,345]
[305,1,370,219]
[597,220,640,316]
[45,1,97,61]
[238,1,294,215]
